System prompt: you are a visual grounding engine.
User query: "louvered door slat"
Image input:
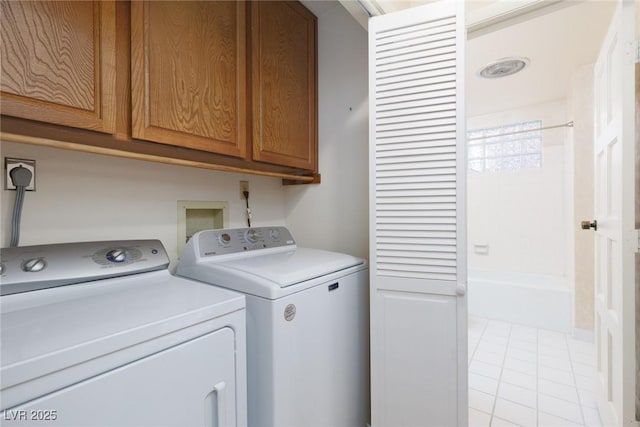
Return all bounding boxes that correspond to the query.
[377,204,456,213]
[377,102,456,118]
[377,82,455,101]
[376,36,455,59]
[376,133,455,147]
[377,169,456,180]
[376,45,456,67]
[376,73,456,92]
[376,19,455,43]
[377,146,456,158]
[377,86,455,104]
[377,209,455,220]
[377,109,456,125]
[377,58,456,79]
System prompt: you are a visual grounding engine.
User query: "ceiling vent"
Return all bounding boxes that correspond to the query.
[478,57,530,78]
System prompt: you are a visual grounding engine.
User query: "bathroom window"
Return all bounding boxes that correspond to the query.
[467,120,542,173]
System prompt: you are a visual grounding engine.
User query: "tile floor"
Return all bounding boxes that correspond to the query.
[468,317,602,427]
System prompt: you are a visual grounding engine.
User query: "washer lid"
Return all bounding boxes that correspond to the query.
[204,247,364,288]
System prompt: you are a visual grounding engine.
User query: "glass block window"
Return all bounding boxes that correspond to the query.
[467,120,542,173]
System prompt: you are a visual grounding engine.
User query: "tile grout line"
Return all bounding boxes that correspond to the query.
[469,317,488,365]
[468,317,493,425]
[565,332,587,426]
[536,326,540,427]
[488,321,513,427]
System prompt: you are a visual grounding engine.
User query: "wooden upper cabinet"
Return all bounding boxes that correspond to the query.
[131,1,247,158]
[0,1,116,133]
[251,1,317,171]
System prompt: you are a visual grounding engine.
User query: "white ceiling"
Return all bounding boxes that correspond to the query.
[302,1,615,117]
[467,1,615,116]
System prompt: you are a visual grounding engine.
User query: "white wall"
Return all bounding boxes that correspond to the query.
[0,141,286,268]
[568,64,595,332]
[467,100,569,279]
[285,2,369,260]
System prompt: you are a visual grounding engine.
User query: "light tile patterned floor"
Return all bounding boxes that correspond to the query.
[468,317,602,427]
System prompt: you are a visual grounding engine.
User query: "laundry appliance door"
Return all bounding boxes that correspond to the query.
[2,328,237,427]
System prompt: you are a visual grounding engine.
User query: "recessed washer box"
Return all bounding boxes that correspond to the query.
[177,201,229,258]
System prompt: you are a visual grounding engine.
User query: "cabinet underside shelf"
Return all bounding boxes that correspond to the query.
[0,117,319,184]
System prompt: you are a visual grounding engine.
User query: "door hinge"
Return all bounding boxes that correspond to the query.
[626,40,640,64]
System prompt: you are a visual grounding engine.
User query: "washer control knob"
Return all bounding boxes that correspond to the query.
[269,229,280,241]
[106,249,127,263]
[0,263,5,275]
[218,233,231,245]
[245,229,259,243]
[22,258,47,272]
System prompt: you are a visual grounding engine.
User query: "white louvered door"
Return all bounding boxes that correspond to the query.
[368,2,467,426]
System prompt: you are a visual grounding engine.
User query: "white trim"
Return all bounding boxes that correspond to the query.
[454,3,468,425]
[466,0,572,39]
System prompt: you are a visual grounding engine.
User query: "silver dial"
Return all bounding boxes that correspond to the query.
[245,229,259,243]
[218,233,231,245]
[0,263,5,275]
[22,258,47,272]
[106,249,127,263]
[269,229,280,240]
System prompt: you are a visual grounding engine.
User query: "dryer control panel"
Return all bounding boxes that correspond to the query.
[196,227,296,258]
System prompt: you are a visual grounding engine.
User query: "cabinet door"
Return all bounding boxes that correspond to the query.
[131,1,247,158]
[251,1,317,171]
[0,1,116,133]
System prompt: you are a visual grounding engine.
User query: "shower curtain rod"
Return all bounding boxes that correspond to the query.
[467,121,574,141]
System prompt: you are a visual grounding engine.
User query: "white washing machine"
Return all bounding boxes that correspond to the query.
[0,240,247,426]
[176,227,370,427]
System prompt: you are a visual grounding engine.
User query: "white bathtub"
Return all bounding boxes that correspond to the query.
[467,270,572,333]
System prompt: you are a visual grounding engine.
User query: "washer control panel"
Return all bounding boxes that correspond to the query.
[197,226,295,257]
[0,240,169,296]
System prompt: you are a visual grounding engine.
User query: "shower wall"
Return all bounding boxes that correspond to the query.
[467,100,573,331]
[467,100,569,279]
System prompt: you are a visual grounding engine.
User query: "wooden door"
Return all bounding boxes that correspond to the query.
[368,2,467,425]
[0,1,116,133]
[591,1,637,425]
[251,1,317,171]
[131,1,247,158]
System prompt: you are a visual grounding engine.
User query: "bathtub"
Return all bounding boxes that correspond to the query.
[467,270,572,333]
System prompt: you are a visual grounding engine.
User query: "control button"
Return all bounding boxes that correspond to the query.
[106,249,127,263]
[218,233,231,245]
[151,249,158,255]
[0,263,4,275]
[22,258,47,272]
[245,229,259,243]
[269,229,280,241]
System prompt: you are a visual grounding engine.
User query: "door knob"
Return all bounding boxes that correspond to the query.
[581,220,597,231]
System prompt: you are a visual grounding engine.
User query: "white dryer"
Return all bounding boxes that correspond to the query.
[176,227,370,427]
[0,240,247,426]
